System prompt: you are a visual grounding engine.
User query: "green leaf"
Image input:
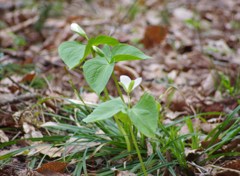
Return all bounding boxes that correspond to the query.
[128,93,158,138]
[83,98,125,123]
[101,45,112,62]
[58,41,86,69]
[83,35,119,59]
[91,35,119,46]
[83,56,114,95]
[112,44,150,62]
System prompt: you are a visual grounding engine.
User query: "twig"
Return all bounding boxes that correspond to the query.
[7,76,33,93]
[209,164,240,174]
[188,161,209,174]
[0,93,39,107]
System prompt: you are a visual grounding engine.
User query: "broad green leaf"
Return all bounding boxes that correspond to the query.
[128,93,158,138]
[115,111,130,125]
[91,35,119,46]
[112,44,150,62]
[101,45,112,62]
[83,56,114,95]
[83,35,119,59]
[83,98,125,123]
[58,41,86,69]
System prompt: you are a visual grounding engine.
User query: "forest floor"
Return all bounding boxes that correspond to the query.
[0,0,240,175]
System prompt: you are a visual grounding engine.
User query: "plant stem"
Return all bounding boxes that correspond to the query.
[104,88,110,100]
[114,116,131,152]
[130,125,147,176]
[127,92,132,108]
[111,72,125,103]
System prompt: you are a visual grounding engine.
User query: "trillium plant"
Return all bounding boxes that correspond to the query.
[58,23,160,175]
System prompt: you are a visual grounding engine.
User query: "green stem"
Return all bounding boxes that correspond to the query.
[111,72,125,103]
[104,88,110,100]
[127,92,132,108]
[130,126,147,176]
[114,116,131,152]
[140,133,146,148]
[92,49,96,58]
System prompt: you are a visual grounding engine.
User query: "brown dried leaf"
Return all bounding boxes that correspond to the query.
[222,160,240,171]
[36,161,68,174]
[141,25,167,49]
[21,73,35,83]
[8,85,20,93]
[0,112,15,127]
[222,137,240,152]
[215,171,239,176]
[201,138,221,149]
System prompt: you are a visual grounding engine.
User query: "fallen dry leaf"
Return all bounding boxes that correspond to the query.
[141,25,167,49]
[30,144,63,158]
[0,130,9,142]
[215,171,239,176]
[173,7,193,21]
[200,122,220,133]
[165,110,187,120]
[114,169,137,176]
[201,70,218,96]
[222,160,240,171]
[36,161,68,174]
[82,92,99,104]
[64,137,101,154]
[20,72,36,83]
[222,137,240,152]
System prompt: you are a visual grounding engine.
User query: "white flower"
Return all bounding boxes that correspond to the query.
[119,75,142,93]
[70,23,87,39]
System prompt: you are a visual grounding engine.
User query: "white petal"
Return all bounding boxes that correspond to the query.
[120,75,131,89]
[70,23,79,32]
[70,23,86,37]
[132,77,142,90]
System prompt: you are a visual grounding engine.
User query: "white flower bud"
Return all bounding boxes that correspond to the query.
[70,23,88,39]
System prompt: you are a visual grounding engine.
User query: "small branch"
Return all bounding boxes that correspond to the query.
[7,76,33,93]
[209,164,240,174]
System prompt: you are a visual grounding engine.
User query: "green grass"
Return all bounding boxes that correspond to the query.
[0,98,239,175]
